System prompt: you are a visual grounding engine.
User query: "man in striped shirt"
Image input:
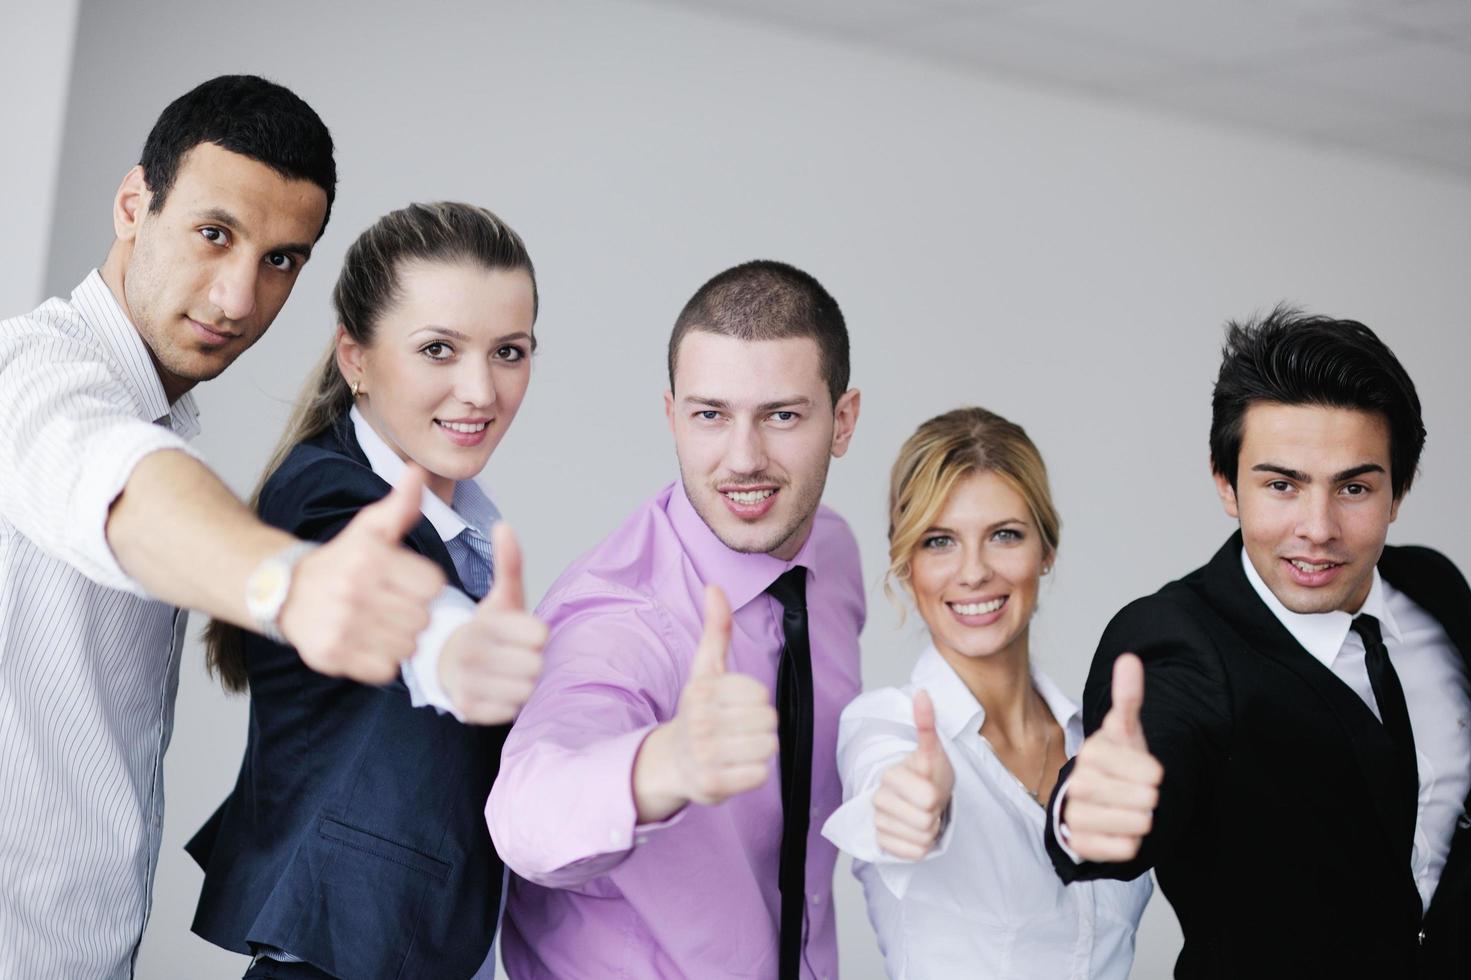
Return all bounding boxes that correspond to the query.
[0,75,446,979]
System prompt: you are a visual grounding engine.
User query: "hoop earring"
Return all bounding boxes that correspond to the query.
[350,379,362,398]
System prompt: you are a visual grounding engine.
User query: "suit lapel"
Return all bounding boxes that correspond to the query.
[1200,533,1412,861]
[313,418,467,594]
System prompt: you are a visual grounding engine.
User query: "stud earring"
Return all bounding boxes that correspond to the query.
[350,379,362,398]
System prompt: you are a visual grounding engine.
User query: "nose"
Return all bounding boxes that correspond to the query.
[724,417,769,477]
[454,358,497,409]
[1295,489,1340,546]
[209,257,259,322]
[957,544,992,589]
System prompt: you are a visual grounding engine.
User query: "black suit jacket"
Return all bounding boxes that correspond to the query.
[1045,532,1471,979]
[187,419,509,980]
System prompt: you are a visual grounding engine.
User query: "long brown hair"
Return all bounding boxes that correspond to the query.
[205,201,537,692]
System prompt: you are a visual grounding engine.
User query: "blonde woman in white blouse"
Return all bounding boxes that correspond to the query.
[823,407,1151,980]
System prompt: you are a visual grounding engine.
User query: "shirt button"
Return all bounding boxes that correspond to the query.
[609,829,624,845]
[636,835,649,846]
[809,893,821,905]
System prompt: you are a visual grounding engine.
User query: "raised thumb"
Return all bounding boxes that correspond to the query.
[690,585,732,677]
[482,522,525,612]
[909,688,940,778]
[1102,652,1146,745]
[349,464,428,543]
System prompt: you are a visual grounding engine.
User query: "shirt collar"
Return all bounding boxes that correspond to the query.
[350,406,499,544]
[1239,546,1401,669]
[75,270,201,439]
[665,479,820,613]
[909,643,1083,750]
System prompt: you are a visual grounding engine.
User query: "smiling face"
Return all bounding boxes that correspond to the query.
[1216,401,1400,615]
[908,470,1047,669]
[108,142,328,402]
[665,331,859,560]
[339,260,537,504]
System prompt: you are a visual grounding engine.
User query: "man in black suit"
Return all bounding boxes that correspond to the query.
[1045,308,1471,978]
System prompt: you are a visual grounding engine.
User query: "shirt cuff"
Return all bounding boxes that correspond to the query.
[821,779,954,901]
[401,586,476,720]
[81,437,199,596]
[1051,776,1084,864]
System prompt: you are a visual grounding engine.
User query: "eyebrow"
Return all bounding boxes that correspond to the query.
[1251,462,1386,483]
[195,207,315,259]
[410,327,538,349]
[682,395,813,412]
[925,517,1030,536]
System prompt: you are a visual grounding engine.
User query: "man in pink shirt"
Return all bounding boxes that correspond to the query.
[489,260,865,979]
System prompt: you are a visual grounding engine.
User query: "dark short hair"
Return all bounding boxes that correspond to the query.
[1209,305,1425,499]
[139,74,336,238]
[667,260,850,405]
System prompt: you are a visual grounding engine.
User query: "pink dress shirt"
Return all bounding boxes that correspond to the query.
[488,481,865,979]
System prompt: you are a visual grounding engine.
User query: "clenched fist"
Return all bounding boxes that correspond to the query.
[873,689,955,860]
[438,523,547,724]
[1061,653,1164,863]
[633,586,780,822]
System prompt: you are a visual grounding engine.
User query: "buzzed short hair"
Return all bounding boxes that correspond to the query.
[667,259,850,405]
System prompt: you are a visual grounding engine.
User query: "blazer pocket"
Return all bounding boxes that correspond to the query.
[316,817,451,882]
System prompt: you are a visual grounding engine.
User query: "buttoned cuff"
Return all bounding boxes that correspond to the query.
[821,778,954,901]
[1051,776,1084,864]
[402,586,477,720]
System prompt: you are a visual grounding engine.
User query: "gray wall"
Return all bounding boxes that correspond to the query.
[36,1,1471,977]
[1,0,78,314]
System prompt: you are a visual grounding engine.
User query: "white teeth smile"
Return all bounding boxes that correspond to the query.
[951,598,1005,616]
[1290,559,1338,573]
[725,489,775,505]
[438,420,487,434]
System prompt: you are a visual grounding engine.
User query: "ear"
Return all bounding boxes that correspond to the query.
[829,388,861,459]
[1212,462,1240,520]
[335,324,365,385]
[113,166,150,243]
[1387,490,1403,525]
[663,390,676,435]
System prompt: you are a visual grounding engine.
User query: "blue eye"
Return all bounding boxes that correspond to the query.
[697,410,720,421]
[993,527,1023,543]
[920,534,954,549]
[771,411,797,422]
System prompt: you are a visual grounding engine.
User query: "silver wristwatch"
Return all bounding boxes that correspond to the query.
[245,541,319,644]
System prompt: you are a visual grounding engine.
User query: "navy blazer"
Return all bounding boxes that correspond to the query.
[188,418,509,980]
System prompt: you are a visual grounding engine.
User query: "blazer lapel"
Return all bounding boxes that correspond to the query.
[1201,532,1412,861]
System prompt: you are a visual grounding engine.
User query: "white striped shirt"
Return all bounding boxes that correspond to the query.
[0,271,201,979]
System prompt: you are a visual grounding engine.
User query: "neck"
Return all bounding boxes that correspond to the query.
[937,633,1042,743]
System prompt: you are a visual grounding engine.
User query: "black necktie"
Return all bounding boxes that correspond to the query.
[765,567,812,980]
[1350,614,1419,841]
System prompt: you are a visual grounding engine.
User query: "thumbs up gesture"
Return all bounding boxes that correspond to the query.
[278,465,447,684]
[1061,653,1164,862]
[632,586,780,822]
[438,523,549,724]
[872,690,956,860]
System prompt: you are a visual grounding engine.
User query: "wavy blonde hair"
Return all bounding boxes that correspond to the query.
[886,406,1060,602]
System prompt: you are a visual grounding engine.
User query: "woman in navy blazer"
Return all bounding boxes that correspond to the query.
[188,202,545,979]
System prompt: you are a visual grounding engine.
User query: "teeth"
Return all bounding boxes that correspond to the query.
[725,489,774,505]
[438,420,487,434]
[951,598,1005,616]
[1290,559,1337,573]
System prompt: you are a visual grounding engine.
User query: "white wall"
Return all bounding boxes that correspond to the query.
[0,0,79,314]
[36,1,1471,977]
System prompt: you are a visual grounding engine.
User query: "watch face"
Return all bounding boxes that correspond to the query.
[248,564,289,606]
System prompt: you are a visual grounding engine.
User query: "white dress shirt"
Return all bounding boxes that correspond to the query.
[1240,549,1471,911]
[824,646,1152,980]
[0,272,201,979]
